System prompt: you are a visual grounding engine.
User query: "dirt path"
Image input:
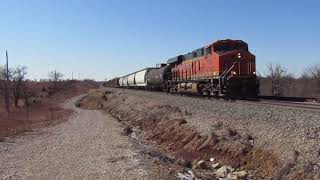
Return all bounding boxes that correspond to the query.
[0,95,152,179]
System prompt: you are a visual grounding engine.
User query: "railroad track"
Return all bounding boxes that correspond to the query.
[173,93,320,112]
[168,92,320,112]
[246,96,320,111]
[106,87,320,112]
[253,99,320,111]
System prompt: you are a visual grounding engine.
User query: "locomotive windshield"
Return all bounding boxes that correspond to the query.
[214,43,248,53]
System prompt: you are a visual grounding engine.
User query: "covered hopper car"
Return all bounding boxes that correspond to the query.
[118,68,158,88]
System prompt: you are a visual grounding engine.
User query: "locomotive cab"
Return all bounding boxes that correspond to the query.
[214,41,256,77]
[213,40,258,97]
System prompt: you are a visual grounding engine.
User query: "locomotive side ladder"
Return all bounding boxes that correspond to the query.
[218,62,239,95]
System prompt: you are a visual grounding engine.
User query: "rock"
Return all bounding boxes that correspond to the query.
[197,160,207,169]
[226,166,234,173]
[226,173,239,180]
[131,127,141,133]
[0,137,5,142]
[215,166,228,177]
[178,170,199,180]
[123,127,133,135]
[177,158,192,168]
[233,170,248,178]
[215,166,235,178]
[193,160,209,169]
[75,102,81,107]
[212,162,220,169]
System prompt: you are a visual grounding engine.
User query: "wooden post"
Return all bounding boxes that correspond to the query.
[26,96,29,121]
[5,50,10,115]
[50,104,54,122]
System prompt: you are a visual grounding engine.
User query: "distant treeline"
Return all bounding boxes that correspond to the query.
[259,63,320,98]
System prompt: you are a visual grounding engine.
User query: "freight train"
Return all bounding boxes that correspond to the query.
[109,39,259,98]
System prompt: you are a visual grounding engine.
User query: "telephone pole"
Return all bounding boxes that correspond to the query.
[5,50,9,113]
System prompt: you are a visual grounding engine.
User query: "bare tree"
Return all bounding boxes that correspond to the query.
[281,73,296,96]
[48,70,64,92]
[0,65,12,112]
[259,64,320,97]
[309,64,320,97]
[0,51,12,112]
[266,63,287,96]
[309,64,320,79]
[12,66,27,107]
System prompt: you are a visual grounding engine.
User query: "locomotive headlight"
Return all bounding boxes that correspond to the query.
[231,71,237,75]
[237,53,241,59]
[253,71,256,75]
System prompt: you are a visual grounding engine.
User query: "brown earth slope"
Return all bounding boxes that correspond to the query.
[77,89,316,179]
[0,80,98,138]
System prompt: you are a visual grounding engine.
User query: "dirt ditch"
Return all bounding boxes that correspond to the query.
[76,89,314,179]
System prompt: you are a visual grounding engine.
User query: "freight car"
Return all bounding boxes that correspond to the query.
[118,68,159,88]
[103,78,120,87]
[145,64,173,90]
[114,39,259,97]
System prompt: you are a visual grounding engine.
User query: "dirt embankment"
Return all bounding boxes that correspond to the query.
[0,80,98,138]
[76,89,313,179]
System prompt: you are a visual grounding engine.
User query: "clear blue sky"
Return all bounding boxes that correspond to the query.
[0,0,319,80]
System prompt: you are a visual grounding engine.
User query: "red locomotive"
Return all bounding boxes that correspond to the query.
[114,39,259,98]
[168,39,259,97]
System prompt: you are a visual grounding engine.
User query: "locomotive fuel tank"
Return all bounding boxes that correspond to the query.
[177,83,198,93]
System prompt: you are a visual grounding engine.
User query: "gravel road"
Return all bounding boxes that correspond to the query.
[0,95,157,179]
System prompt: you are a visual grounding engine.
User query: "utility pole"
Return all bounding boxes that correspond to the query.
[5,50,9,113]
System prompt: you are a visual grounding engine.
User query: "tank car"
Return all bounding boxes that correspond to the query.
[144,64,171,90]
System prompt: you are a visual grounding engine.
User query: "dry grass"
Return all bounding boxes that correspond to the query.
[0,80,98,138]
